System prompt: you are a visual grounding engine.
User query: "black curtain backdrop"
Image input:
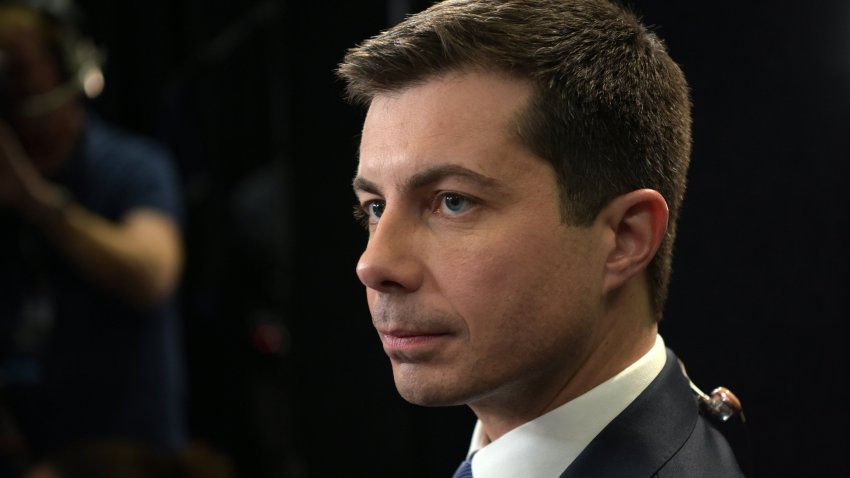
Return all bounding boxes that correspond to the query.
[71,0,849,476]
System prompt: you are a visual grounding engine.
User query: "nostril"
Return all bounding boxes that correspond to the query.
[380,279,405,290]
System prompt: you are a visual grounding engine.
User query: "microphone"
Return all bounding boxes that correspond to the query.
[678,359,745,422]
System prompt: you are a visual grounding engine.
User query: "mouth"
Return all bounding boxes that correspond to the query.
[378,329,452,355]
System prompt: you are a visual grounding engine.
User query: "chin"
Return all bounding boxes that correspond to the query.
[393,373,470,407]
[397,387,464,407]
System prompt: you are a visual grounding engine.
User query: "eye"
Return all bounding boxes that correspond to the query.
[369,201,385,219]
[437,193,473,216]
[354,199,385,229]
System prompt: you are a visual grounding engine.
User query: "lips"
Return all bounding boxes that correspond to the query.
[378,329,452,355]
[371,303,458,356]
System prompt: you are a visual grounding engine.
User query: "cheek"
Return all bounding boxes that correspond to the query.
[433,240,511,308]
[435,230,581,329]
[435,232,598,382]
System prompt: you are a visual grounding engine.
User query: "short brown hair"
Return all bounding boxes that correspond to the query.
[338,0,692,319]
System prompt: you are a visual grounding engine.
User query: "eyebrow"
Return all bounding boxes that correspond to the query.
[352,163,504,196]
[352,175,381,195]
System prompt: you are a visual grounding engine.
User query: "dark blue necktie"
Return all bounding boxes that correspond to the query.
[452,459,473,478]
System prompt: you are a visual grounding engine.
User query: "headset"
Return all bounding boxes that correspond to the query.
[0,0,104,118]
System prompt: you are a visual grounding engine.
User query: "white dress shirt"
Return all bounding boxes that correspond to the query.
[466,335,667,478]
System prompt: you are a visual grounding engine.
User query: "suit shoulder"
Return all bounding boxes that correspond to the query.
[656,416,744,478]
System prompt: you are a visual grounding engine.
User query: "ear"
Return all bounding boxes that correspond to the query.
[599,189,669,294]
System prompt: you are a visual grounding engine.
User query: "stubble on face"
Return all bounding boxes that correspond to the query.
[356,71,605,419]
[369,247,598,413]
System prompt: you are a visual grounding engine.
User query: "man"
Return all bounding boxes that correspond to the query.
[339,0,743,476]
[0,2,185,465]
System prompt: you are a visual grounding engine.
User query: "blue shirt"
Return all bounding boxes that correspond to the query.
[0,114,186,455]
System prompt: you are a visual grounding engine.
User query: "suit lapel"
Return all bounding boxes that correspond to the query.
[560,349,698,478]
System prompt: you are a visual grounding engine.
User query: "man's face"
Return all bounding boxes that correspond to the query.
[354,71,607,410]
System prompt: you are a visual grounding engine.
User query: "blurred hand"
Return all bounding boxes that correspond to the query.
[0,120,182,306]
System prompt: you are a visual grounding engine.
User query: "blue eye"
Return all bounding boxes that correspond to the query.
[369,201,385,219]
[440,193,471,215]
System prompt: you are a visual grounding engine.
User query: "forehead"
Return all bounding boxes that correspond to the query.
[357,71,534,181]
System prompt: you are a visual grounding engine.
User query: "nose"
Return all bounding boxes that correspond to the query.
[356,212,424,294]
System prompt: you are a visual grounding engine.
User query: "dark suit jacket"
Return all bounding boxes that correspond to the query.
[561,349,744,477]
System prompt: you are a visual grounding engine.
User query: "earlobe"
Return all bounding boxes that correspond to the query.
[601,189,669,293]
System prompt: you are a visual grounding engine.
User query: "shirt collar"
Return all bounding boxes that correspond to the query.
[467,334,667,478]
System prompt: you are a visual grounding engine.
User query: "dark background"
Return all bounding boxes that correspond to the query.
[67,0,849,476]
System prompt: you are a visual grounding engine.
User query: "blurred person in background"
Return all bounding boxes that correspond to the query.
[0,1,185,473]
